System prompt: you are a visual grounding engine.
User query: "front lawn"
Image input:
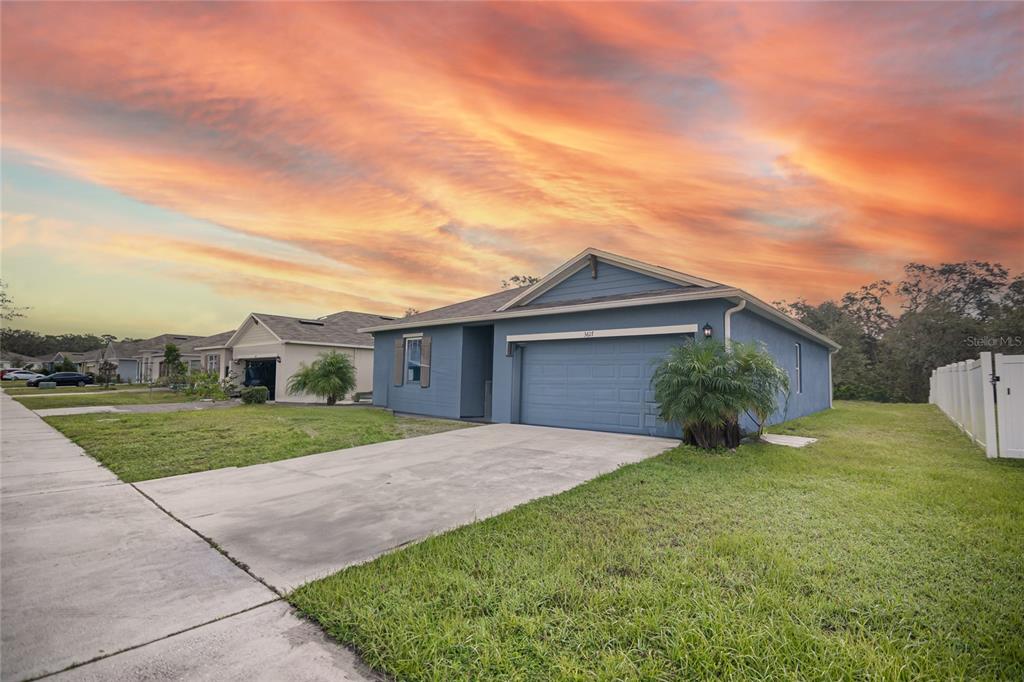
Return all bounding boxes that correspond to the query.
[46,406,473,482]
[16,390,188,410]
[291,402,1024,680]
[3,383,135,396]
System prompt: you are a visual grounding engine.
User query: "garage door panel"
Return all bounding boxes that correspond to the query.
[519,335,684,437]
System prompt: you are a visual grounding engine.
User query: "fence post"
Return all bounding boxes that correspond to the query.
[980,352,998,458]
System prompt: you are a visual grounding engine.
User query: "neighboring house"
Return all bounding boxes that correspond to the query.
[131,334,203,382]
[361,247,840,438]
[0,351,47,371]
[192,330,236,380]
[223,311,393,402]
[77,349,105,376]
[47,351,90,373]
[100,339,145,383]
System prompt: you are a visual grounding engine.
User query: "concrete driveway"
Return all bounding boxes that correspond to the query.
[138,424,677,591]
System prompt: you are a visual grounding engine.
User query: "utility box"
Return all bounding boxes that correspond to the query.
[39,382,57,390]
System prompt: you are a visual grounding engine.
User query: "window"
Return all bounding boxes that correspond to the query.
[794,343,802,394]
[189,359,201,371]
[405,338,422,383]
[206,354,220,375]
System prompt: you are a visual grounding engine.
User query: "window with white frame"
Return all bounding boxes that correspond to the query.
[794,342,802,394]
[405,337,422,383]
[206,353,220,375]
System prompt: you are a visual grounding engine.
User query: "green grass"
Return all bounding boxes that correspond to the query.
[16,390,188,410]
[1,380,28,388]
[3,384,135,396]
[46,405,473,482]
[290,402,1024,681]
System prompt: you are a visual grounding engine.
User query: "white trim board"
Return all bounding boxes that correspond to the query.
[507,324,697,343]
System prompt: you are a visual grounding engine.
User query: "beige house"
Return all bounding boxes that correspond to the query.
[131,334,202,382]
[224,311,392,402]
[192,330,236,380]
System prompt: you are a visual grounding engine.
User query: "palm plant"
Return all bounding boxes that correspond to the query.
[287,351,356,405]
[652,339,746,448]
[732,340,790,436]
[652,338,790,449]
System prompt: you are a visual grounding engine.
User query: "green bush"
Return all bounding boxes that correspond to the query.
[287,351,356,405]
[652,338,789,449]
[240,386,269,404]
[185,370,227,400]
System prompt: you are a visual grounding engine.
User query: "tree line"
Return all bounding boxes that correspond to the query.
[776,261,1024,403]
[0,328,141,359]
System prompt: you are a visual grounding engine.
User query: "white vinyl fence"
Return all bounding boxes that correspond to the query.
[930,352,1024,459]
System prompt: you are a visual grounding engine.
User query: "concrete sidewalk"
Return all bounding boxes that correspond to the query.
[0,394,376,681]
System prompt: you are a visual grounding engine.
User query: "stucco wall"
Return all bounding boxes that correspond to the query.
[369,298,832,434]
[729,308,832,425]
[371,326,463,418]
[231,343,371,403]
[491,299,732,424]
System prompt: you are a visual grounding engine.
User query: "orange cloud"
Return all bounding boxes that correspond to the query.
[1,1,1021,330]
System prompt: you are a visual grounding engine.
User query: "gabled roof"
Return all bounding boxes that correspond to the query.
[130,334,204,356]
[189,330,237,351]
[226,311,394,349]
[497,247,722,311]
[359,247,840,351]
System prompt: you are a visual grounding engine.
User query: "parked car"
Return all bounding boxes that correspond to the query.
[3,370,45,381]
[26,372,95,387]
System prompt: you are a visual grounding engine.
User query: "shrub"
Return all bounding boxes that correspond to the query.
[240,386,269,404]
[652,338,790,449]
[97,360,118,388]
[287,351,356,405]
[184,370,227,400]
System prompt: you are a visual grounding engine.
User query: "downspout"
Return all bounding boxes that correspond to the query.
[723,299,746,349]
[828,350,835,409]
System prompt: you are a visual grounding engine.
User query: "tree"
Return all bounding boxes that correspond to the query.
[97,360,118,388]
[287,351,357,405]
[162,344,186,382]
[501,274,539,289]
[403,308,420,318]
[0,280,29,322]
[56,356,78,372]
[898,261,1009,319]
[777,259,1021,403]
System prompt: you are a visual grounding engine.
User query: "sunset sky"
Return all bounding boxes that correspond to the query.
[2,2,1022,338]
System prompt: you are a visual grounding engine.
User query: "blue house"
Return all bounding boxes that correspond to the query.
[361,248,839,438]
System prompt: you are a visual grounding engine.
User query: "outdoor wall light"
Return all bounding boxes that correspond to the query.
[703,323,713,338]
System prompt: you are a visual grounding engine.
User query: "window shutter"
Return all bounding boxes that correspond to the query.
[393,338,404,386]
[420,335,431,388]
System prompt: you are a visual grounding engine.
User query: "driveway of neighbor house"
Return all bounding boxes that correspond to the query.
[0,395,376,682]
[137,424,678,591]
[34,399,241,417]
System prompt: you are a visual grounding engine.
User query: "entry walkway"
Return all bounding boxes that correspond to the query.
[0,394,375,681]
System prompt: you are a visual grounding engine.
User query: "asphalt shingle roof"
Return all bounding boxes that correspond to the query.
[386,288,528,326]
[251,311,395,347]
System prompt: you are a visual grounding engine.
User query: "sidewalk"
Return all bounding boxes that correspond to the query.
[0,394,375,681]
